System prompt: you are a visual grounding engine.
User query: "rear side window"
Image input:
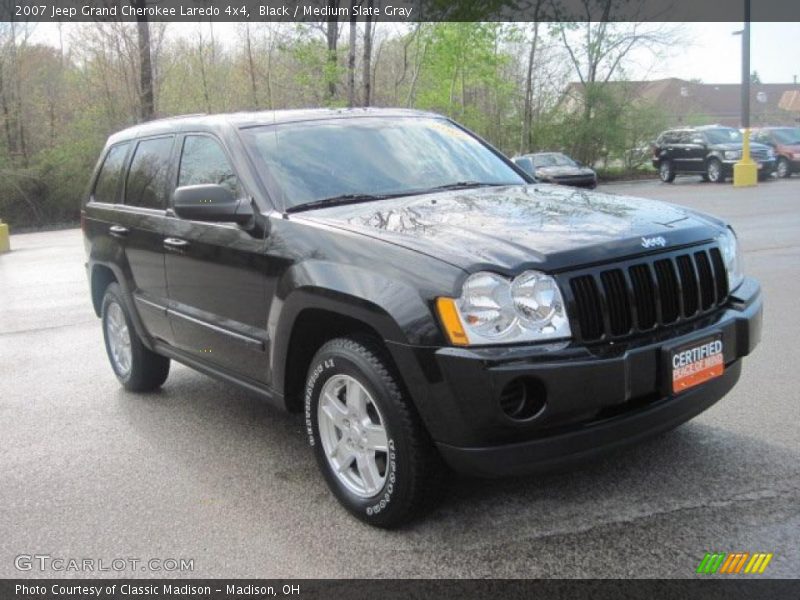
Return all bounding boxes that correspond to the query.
[93,143,130,204]
[659,131,679,144]
[125,136,174,209]
[178,135,241,197]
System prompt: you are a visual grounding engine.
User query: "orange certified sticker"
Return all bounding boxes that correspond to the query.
[671,337,724,394]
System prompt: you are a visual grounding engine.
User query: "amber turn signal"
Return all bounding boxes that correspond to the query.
[435,297,470,346]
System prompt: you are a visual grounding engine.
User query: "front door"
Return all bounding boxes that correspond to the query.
[164,133,270,383]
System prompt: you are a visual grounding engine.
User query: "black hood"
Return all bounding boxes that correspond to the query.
[297,184,724,273]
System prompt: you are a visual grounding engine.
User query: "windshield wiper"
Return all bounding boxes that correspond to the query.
[285,192,411,213]
[286,182,515,213]
[421,181,512,193]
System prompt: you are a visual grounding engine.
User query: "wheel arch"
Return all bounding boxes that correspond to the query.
[90,263,117,316]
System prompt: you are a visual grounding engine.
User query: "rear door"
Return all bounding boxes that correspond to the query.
[115,135,177,343]
[163,133,270,382]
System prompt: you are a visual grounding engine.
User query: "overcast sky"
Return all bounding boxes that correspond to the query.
[28,21,800,85]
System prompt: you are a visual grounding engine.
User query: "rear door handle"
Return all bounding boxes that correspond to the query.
[109,225,129,238]
[164,237,190,250]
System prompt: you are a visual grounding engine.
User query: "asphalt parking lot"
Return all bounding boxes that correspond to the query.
[1,176,799,579]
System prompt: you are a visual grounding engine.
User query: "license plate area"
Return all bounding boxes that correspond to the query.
[669,335,724,394]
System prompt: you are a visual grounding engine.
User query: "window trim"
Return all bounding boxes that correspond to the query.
[122,134,177,212]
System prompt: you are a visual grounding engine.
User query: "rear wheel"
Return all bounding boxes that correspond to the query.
[707,158,725,183]
[305,336,446,528]
[659,160,676,183]
[101,283,170,391]
[777,157,791,178]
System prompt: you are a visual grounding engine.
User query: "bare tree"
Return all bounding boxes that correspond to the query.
[244,23,259,108]
[134,0,154,121]
[362,0,374,106]
[347,5,357,107]
[325,1,340,102]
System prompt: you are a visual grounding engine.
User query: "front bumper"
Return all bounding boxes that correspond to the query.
[721,158,776,175]
[388,278,762,477]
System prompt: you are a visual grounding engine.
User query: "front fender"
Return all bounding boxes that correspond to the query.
[268,260,445,396]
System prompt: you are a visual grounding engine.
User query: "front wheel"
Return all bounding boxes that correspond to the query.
[101,283,170,391]
[707,158,725,183]
[659,160,676,183]
[777,157,791,178]
[305,336,446,528]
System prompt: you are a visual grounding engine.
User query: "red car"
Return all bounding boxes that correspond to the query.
[752,127,800,178]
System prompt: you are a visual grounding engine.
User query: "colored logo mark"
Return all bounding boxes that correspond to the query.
[696,552,773,574]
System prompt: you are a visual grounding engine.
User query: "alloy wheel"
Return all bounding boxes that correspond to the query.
[105,301,132,376]
[317,374,389,498]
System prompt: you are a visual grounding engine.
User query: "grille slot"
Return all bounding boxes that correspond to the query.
[600,269,632,335]
[694,250,715,310]
[570,275,604,340]
[629,264,657,330]
[709,247,729,302]
[654,259,680,323]
[567,244,728,343]
[676,255,699,317]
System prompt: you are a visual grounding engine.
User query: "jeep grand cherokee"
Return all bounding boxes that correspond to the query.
[83,109,762,527]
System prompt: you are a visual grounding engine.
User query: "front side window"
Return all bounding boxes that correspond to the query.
[240,117,525,210]
[93,143,130,204]
[178,135,241,197]
[125,136,174,209]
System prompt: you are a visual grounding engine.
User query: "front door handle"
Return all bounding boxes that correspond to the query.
[109,225,129,238]
[164,237,190,250]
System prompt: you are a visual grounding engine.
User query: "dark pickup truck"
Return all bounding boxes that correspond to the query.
[83,109,762,527]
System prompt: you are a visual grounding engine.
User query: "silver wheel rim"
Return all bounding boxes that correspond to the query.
[106,302,132,376]
[317,374,389,498]
[660,163,670,180]
[777,159,788,177]
[708,161,720,181]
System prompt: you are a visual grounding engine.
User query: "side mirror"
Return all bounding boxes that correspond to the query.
[172,184,252,225]
[512,156,536,176]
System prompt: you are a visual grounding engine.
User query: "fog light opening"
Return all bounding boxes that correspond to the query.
[499,377,546,420]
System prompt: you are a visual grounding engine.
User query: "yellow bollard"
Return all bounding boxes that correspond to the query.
[0,219,9,253]
[733,128,758,187]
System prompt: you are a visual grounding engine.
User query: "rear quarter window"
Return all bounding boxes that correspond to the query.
[92,143,131,204]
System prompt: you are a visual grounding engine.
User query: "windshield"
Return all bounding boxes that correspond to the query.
[772,128,800,145]
[704,128,743,144]
[240,117,525,210]
[531,153,576,168]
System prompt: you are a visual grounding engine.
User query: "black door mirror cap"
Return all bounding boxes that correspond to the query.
[172,184,253,225]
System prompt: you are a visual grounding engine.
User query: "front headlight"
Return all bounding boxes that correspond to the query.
[436,271,571,346]
[717,228,744,291]
[724,150,741,160]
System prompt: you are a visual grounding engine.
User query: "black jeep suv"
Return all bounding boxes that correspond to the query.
[83,109,762,527]
[652,125,776,183]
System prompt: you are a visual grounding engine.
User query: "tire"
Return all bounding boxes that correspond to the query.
[658,160,675,183]
[701,173,710,182]
[776,157,791,178]
[305,335,446,528]
[101,282,170,392]
[706,158,725,183]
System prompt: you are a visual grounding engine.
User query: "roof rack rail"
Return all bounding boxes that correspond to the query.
[142,113,207,124]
